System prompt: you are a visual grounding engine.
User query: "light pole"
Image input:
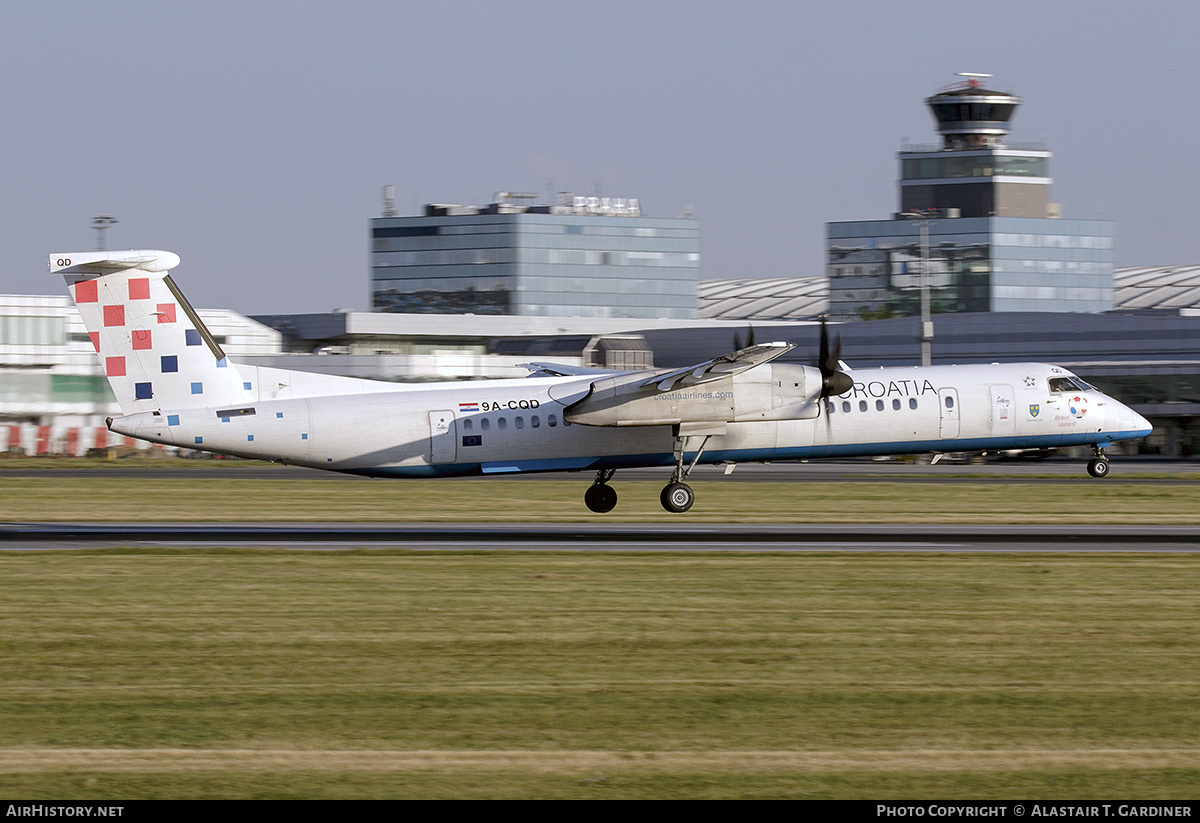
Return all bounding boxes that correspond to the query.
[92,214,117,251]
[900,210,936,366]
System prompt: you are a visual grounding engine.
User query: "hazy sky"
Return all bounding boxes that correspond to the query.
[3,1,1197,314]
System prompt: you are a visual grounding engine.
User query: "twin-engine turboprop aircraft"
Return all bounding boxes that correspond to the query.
[52,249,1152,513]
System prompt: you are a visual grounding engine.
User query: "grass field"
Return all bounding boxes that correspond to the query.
[2,470,1198,798]
[1,549,1198,798]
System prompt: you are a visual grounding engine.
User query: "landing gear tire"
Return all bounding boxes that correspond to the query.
[584,483,618,513]
[661,482,695,513]
[1087,457,1110,479]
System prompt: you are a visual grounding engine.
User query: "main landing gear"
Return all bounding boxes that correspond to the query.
[659,432,711,513]
[1087,445,1111,479]
[660,482,694,513]
[583,434,713,514]
[584,469,618,513]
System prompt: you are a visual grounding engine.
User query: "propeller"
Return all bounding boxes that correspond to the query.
[818,316,853,400]
[815,316,854,437]
[732,324,756,352]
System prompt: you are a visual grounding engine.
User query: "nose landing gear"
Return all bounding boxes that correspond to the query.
[1086,446,1110,478]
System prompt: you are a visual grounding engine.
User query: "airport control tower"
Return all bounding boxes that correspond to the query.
[899,75,1055,218]
[827,74,1114,320]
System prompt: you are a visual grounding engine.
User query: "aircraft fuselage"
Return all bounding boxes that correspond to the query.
[108,361,1149,477]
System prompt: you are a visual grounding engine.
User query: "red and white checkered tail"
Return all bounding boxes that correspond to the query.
[51,251,252,416]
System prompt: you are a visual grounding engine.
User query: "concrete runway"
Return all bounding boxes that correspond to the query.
[4,459,1196,551]
[2,458,1198,483]
[4,522,1200,552]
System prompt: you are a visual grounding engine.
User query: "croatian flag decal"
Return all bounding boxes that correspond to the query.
[458,402,479,412]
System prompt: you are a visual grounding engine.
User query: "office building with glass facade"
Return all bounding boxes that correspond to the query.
[371,198,701,319]
[827,216,1115,319]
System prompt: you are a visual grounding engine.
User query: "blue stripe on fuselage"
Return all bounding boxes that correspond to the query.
[341,429,1144,479]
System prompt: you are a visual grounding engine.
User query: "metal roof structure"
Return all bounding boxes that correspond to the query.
[698,277,829,321]
[1113,266,1200,314]
[700,267,1200,321]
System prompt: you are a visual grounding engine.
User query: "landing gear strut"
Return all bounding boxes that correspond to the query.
[584,469,618,513]
[1087,445,1110,479]
[660,434,712,513]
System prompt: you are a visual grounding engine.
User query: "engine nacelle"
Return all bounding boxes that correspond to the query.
[564,362,824,426]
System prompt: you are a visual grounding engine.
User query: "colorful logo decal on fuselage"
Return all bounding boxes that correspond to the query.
[1068,395,1088,418]
[1029,404,1040,418]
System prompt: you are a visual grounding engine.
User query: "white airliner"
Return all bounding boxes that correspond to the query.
[51,249,1153,513]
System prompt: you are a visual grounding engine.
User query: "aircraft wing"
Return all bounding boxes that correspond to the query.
[640,342,794,391]
[561,342,799,427]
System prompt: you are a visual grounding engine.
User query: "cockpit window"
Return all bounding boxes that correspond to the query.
[1048,376,1093,393]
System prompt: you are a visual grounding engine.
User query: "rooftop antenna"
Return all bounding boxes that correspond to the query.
[382,185,397,217]
[956,71,993,89]
[92,214,117,251]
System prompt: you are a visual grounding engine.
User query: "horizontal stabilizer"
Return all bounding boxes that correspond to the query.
[49,250,181,276]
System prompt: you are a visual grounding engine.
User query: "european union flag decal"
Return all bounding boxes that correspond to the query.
[1029,404,1040,418]
[462,435,483,447]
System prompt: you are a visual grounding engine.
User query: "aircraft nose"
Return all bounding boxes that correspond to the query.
[1118,403,1152,437]
[1131,409,1153,436]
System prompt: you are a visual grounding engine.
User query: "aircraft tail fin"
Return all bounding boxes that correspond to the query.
[51,250,252,416]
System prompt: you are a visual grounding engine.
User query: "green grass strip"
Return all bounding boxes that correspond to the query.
[0,551,1197,798]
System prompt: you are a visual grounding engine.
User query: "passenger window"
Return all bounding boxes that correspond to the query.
[892,399,901,411]
[876,399,884,411]
[945,396,955,409]
[548,414,558,427]
[498,417,507,430]
[842,401,851,413]
[480,418,490,431]
[531,415,540,428]
[515,416,524,429]
[462,418,473,431]
[909,398,918,410]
